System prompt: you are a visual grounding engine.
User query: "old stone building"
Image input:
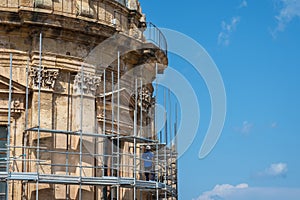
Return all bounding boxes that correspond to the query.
[0,0,177,200]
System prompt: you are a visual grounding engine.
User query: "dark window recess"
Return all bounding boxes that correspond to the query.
[0,126,7,199]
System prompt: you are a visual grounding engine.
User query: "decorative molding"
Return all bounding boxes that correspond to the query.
[29,67,59,90]
[73,73,101,95]
[0,97,25,119]
[11,98,24,115]
[137,87,154,112]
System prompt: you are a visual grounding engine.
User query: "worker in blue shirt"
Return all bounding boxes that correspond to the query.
[142,145,154,181]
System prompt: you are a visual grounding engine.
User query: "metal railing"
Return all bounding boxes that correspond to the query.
[144,22,168,56]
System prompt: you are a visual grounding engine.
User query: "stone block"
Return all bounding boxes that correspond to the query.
[34,0,52,9]
[8,0,19,7]
[76,0,94,18]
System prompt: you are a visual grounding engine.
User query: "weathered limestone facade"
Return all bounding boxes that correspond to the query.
[0,0,176,199]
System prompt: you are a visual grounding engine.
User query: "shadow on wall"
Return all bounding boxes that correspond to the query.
[30,188,93,200]
[30,188,55,200]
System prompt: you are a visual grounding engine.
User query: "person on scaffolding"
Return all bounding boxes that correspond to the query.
[142,145,154,181]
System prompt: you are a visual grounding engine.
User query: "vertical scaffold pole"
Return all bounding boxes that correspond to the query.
[140,79,143,138]
[111,71,114,200]
[66,72,71,200]
[79,65,84,200]
[36,32,43,200]
[155,63,159,200]
[94,73,99,200]
[103,69,108,199]
[164,88,167,200]
[24,58,29,171]
[117,51,120,200]
[103,69,106,177]
[175,103,178,199]
[155,63,158,139]
[23,57,30,200]
[139,78,143,194]
[169,89,174,200]
[6,53,13,200]
[133,79,137,200]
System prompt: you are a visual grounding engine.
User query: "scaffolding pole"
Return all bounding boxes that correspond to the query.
[24,58,29,171]
[164,88,167,200]
[168,89,173,200]
[111,70,114,200]
[139,78,143,198]
[155,63,159,200]
[6,53,13,200]
[117,51,120,200]
[103,69,108,199]
[175,103,178,198]
[79,64,84,200]
[36,32,43,200]
[94,72,99,200]
[103,70,106,176]
[23,57,30,200]
[66,71,71,200]
[140,79,143,139]
[133,79,137,200]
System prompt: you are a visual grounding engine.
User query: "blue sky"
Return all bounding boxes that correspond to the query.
[140,0,300,199]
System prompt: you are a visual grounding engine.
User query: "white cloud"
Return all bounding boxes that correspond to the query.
[218,17,240,46]
[238,0,248,8]
[234,121,253,134]
[272,0,300,37]
[266,163,288,177]
[195,185,300,200]
[194,183,248,200]
[257,163,288,178]
[241,121,253,134]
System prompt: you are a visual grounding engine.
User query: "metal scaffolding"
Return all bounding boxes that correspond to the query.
[0,34,178,200]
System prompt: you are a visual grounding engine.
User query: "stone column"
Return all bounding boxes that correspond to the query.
[70,71,101,200]
[26,66,59,199]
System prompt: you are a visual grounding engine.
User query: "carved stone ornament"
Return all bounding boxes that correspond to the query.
[29,66,59,90]
[73,73,101,95]
[11,98,23,114]
[137,87,154,112]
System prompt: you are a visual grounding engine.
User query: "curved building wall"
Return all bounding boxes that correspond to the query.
[0,0,175,200]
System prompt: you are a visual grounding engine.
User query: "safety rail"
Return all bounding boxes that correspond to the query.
[1,144,170,183]
[144,22,168,56]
